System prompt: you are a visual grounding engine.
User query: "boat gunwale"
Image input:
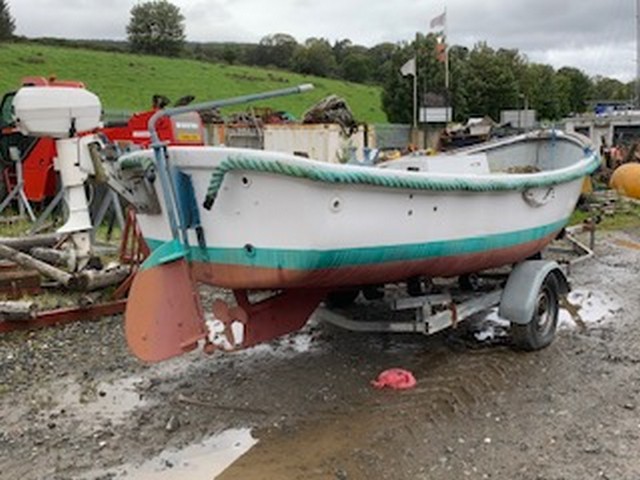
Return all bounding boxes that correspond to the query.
[202,147,599,203]
[116,130,599,199]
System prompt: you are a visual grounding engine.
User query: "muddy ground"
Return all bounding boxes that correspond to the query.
[1,229,639,480]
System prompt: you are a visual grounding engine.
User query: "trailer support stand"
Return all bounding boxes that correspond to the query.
[0,157,36,222]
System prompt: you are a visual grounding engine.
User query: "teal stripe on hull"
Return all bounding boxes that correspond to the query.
[143,218,568,271]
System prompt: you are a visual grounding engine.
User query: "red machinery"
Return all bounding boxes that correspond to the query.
[101,98,205,150]
[0,77,205,204]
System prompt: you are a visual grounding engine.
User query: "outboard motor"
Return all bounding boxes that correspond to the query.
[12,86,102,270]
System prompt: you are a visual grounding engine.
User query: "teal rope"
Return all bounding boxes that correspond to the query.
[203,150,600,208]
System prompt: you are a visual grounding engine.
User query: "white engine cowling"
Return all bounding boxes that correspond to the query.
[12,86,102,138]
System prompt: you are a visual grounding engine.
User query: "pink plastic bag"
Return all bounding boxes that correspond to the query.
[371,368,417,390]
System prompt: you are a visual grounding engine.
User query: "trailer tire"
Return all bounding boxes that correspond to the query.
[511,273,559,351]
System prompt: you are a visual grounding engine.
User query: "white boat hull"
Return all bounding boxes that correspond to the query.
[131,137,588,289]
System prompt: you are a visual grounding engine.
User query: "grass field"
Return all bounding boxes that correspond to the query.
[0,43,387,123]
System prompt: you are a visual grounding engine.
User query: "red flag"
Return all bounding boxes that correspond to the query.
[435,43,447,63]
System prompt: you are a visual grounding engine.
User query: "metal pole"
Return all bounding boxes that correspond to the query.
[414,34,419,129]
[16,155,36,222]
[29,188,64,235]
[518,101,522,130]
[413,66,418,129]
[444,7,450,91]
[147,84,314,145]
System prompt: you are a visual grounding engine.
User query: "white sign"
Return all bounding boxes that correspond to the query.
[420,107,452,124]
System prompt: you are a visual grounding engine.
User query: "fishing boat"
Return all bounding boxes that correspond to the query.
[112,100,598,362]
[11,84,600,362]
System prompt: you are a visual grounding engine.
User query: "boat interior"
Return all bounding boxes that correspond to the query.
[379,133,588,176]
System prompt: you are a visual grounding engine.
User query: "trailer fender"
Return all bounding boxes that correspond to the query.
[499,260,569,325]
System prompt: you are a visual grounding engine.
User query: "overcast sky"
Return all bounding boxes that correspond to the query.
[8,0,638,81]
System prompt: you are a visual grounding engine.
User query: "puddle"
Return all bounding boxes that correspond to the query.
[85,428,257,479]
[43,376,147,429]
[471,288,623,341]
[562,289,622,326]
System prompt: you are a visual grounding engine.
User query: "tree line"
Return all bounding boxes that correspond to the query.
[201,34,633,124]
[380,36,632,123]
[0,0,14,41]
[121,0,640,123]
[1,0,635,123]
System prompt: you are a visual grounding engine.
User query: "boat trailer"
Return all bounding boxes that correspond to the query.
[317,227,594,351]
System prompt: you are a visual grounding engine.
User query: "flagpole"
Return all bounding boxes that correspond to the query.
[414,33,419,129]
[444,6,450,91]
[400,56,418,128]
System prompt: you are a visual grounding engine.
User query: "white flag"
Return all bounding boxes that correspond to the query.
[430,11,446,29]
[400,57,416,77]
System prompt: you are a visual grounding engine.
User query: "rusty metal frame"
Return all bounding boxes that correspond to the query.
[0,299,127,334]
[119,207,150,265]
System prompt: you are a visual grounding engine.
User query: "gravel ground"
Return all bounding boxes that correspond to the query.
[0,229,639,479]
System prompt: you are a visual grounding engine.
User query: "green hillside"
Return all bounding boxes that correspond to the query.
[0,43,387,123]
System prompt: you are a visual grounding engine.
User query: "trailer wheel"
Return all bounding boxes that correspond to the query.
[511,274,559,351]
[325,289,360,309]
